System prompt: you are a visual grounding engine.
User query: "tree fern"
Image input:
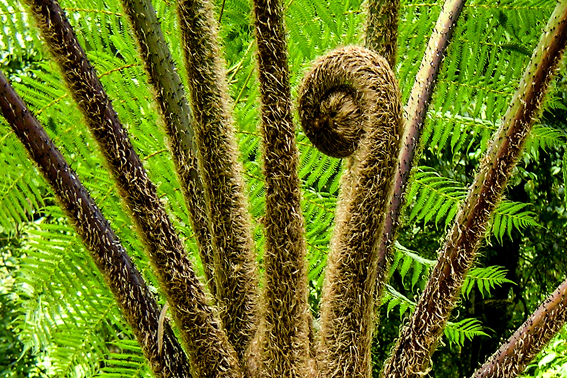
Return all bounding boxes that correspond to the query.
[1,0,566,377]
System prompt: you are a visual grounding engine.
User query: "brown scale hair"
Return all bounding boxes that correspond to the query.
[298,45,403,378]
[177,0,260,362]
[251,0,312,376]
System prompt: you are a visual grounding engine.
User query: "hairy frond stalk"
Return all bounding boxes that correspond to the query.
[119,0,217,300]
[364,0,400,68]
[382,2,567,376]
[252,0,311,376]
[472,277,567,378]
[177,0,260,362]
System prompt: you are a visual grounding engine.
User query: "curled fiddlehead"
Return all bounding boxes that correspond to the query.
[298,45,403,377]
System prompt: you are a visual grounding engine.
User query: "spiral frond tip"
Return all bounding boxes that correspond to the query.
[298,45,401,159]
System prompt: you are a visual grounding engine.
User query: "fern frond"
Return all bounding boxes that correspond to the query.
[407,167,466,228]
[390,241,435,291]
[417,2,554,155]
[382,286,488,348]
[15,219,138,377]
[298,135,342,194]
[490,200,540,244]
[444,318,488,348]
[408,168,540,240]
[462,265,515,300]
[0,133,46,232]
[303,188,335,288]
[97,339,152,378]
[0,1,44,65]
[523,123,566,160]
[381,284,416,319]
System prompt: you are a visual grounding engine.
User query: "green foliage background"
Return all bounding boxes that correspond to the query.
[0,0,566,376]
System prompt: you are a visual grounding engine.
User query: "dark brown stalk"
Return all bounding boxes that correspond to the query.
[177,0,259,361]
[298,46,403,378]
[382,2,567,377]
[375,0,466,309]
[119,0,217,299]
[0,70,191,378]
[472,277,567,378]
[252,0,311,376]
[23,1,241,376]
[364,0,399,68]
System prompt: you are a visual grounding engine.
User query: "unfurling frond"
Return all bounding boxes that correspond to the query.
[299,45,402,378]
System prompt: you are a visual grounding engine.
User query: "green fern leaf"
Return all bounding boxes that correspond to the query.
[462,265,515,300]
[444,318,488,348]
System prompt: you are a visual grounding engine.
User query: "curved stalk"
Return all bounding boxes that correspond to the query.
[298,45,403,378]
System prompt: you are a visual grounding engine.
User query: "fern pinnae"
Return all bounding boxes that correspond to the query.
[298,45,403,378]
[177,0,260,363]
[382,2,567,376]
[252,0,311,376]
[461,265,514,300]
[444,318,488,348]
[22,1,242,376]
[0,70,192,378]
[490,200,539,243]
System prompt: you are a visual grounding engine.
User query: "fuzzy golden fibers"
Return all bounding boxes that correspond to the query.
[178,0,259,363]
[298,45,403,378]
[365,0,400,68]
[252,0,312,376]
